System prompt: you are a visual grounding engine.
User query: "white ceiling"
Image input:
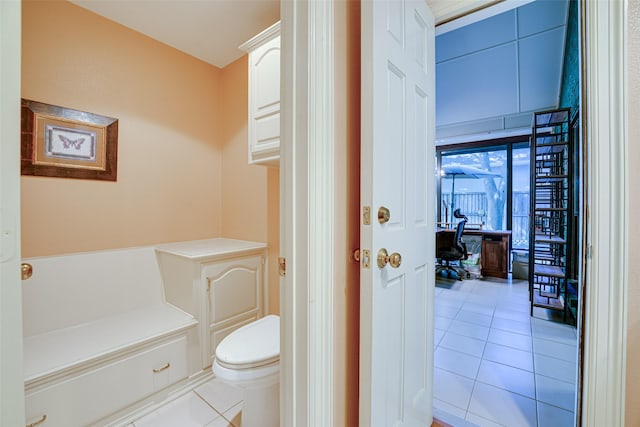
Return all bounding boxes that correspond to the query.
[436,0,569,142]
[69,0,280,69]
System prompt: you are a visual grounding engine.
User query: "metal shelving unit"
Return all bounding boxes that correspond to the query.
[529,108,573,322]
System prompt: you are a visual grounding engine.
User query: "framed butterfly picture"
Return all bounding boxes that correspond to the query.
[21,99,118,181]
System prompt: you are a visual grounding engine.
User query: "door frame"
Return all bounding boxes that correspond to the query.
[580,0,628,425]
[0,1,25,426]
[280,1,336,426]
[280,0,629,426]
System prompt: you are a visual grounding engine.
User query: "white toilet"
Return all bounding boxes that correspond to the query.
[213,315,280,427]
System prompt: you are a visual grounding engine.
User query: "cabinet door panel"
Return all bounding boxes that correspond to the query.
[253,38,280,114]
[245,25,280,165]
[481,237,508,278]
[254,110,280,151]
[205,256,262,325]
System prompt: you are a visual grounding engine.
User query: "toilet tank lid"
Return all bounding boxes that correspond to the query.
[216,315,280,368]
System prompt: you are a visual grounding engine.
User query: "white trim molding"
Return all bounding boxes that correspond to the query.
[238,21,281,53]
[280,1,335,426]
[279,2,306,426]
[307,1,335,426]
[582,0,628,425]
[0,1,25,426]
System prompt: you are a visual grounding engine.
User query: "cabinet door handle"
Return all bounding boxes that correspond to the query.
[26,414,47,427]
[153,362,170,373]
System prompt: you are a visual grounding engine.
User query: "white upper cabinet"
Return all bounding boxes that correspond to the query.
[240,21,280,166]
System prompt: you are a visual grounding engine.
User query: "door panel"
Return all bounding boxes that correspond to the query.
[414,89,428,225]
[360,0,435,426]
[385,64,407,227]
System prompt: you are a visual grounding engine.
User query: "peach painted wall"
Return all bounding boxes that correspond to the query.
[219,55,280,315]
[21,0,223,257]
[21,1,280,314]
[626,2,640,425]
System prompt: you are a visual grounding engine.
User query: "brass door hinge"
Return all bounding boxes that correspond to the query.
[278,257,286,277]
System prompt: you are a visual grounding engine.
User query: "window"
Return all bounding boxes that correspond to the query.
[437,138,530,249]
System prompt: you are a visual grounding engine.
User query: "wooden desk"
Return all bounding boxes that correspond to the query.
[437,229,512,279]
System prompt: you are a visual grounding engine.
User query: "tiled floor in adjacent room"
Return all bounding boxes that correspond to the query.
[433,276,578,427]
[127,276,577,427]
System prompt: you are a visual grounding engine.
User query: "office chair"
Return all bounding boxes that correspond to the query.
[436,209,470,280]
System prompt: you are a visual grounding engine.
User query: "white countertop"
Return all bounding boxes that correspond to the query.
[155,238,267,260]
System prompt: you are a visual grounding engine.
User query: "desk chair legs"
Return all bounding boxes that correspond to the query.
[435,261,470,281]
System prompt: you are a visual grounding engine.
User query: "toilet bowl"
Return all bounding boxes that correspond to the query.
[213,315,280,427]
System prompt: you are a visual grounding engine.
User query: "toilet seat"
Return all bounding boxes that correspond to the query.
[213,315,280,427]
[215,315,280,370]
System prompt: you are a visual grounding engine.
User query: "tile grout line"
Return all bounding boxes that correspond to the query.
[436,277,577,427]
[193,389,228,423]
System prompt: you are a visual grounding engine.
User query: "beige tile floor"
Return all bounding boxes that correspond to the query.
[130,379,243,427]
[433,276,578,427]
[131,277,578,427]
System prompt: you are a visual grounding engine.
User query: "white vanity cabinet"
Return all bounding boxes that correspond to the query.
[240,21,280,166]
[155,238,267,370]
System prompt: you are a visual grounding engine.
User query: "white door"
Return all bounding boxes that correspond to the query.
[0,1,26,426]
[360,0,435,426]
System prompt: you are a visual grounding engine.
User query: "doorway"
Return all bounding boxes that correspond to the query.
[432,1,583,425]
[281,0,629,426]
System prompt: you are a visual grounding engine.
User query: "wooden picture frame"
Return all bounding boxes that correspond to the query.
[21,99,118,181]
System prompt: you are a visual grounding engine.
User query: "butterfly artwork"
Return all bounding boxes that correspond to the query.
[22,98,118,180]
[58,134,85,150]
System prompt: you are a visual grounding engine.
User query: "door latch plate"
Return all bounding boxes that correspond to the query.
[362,249,371,269]
[363,206,371,225]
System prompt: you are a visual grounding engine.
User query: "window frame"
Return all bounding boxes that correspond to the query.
[436,134,530,239]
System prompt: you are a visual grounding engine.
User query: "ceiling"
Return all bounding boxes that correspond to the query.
[69,0,280,69]
[436,0,569,142]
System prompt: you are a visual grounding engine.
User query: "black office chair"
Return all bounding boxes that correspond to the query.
[436,209,470,280]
